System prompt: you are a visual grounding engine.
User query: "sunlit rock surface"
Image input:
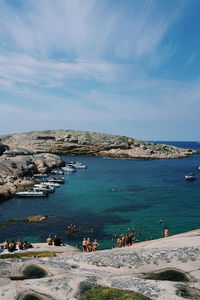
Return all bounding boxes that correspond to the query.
[0,229,199,300]
[0,130,197,159]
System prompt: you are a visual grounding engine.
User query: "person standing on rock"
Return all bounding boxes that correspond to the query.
[82,238,87,252]
[163,227,169,237]
[92,239,99,251]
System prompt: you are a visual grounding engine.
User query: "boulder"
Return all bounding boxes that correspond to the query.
[26,215,48,222]
[0,144,9,156]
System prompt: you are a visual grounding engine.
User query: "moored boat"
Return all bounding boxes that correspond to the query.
[41,182,61,187]
[16,190,48,197]
[51,169,64,175]
[33,185,55,193]
[46,177,65,184]
[67,161,87,169]
[33,174,48,178]
[185,173,196,181]
[62,165,77,172]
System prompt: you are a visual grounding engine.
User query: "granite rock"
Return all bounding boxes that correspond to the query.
[0,130,197,160]
[0,229,199,300]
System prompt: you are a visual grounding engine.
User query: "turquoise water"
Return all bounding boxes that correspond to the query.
[0,141,200,249]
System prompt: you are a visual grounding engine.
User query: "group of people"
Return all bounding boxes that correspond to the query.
[115,232,134,248]
[82,238,99,252]
[1,239,33,252]
[67,224,77,233]
[46,235,64,246]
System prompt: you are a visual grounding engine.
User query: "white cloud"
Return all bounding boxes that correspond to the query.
[0,0,197,140]
[0,0,184,62]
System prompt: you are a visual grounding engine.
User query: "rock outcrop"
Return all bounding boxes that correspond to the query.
[26,215,48,223]
[0,146,64,200]
[0,229,199,300]
[0,130,197,159]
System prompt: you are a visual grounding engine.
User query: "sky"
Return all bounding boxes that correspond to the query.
[0,0,200,141]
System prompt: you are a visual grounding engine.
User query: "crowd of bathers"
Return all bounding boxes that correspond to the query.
[82,238,99,252]
[114,232,135,248]
[0,239,33,252]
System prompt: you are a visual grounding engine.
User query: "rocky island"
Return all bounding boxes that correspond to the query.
[0,129,197,200]
[0,129,197,159]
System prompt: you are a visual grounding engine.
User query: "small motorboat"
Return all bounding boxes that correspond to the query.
[33,174,48,178]
[51,169,64,175]
[41,182,61,188]
[62,165,77,172]
[185,173,196,181]
[15,190,48,197]
[46,177,65,184]
[67,161,87,169]
[33,185,55,193]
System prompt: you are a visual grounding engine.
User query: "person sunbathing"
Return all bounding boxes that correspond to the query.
[2,239,9,249]
[46,235,53,245]
[23,241,33,249]
[53,235,64,246]
[9,241,16,252]
[17,239,24,250]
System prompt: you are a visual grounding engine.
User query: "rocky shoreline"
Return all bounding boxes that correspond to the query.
[0,146,64,200]
[0,229,199,299]
[0,130,197,200]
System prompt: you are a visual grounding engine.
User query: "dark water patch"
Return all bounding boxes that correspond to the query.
[20,296,41,300]
[126,185,146,192]
[23,265,47,279]
[0,210,128,248]
[106,203,151,213]
[145,269,189,282]
[16,291,55,300]
[10,275,28,281]
[176,284,200,299]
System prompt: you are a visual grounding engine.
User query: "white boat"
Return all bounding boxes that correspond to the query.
[46,177,65,184]
[41,182,61,187]
[62,165,77,172]
[185,173,196,181]
[16,190,47,197]
[67,161,87,169]
[51,169,64,175]
[33,185,55,193]
[33,174,48,178]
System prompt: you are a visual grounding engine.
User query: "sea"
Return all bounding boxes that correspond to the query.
[0,141,200,250]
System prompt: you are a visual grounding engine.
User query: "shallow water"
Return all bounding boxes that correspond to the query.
[0,141,200,249]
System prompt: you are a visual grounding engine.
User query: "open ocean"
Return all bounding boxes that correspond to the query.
[0,141,200,249]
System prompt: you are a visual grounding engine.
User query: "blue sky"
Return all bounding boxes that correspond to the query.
[0,0,200,140]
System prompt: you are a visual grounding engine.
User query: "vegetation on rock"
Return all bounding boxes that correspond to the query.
[80,286,151,300]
